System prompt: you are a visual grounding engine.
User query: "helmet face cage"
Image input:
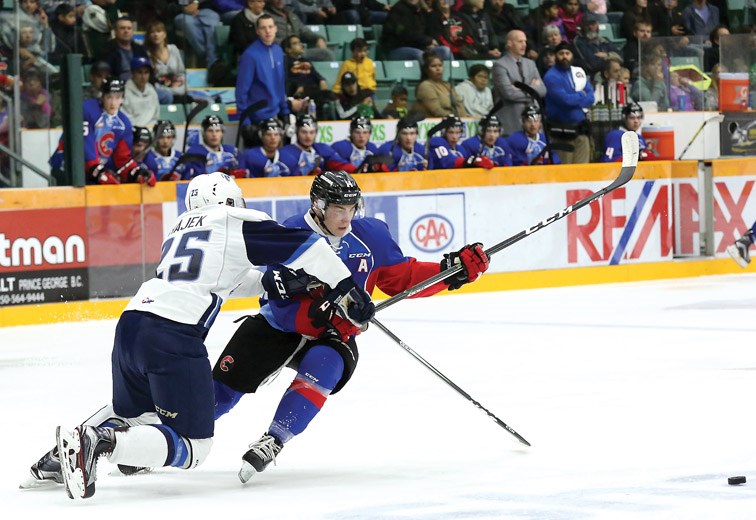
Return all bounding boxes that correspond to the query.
[154,120,176,138]
[479,115,501,137]
[185,172,246,211]
[310,170,365,219]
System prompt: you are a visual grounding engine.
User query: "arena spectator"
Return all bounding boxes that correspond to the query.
[381,84,409,119]
[703,63,719,109]
[103,16,148,82]
[10,21,59,76]
[649,0,686,37]
[16,0,55,53]
[335,72,376,119]
[543,41,594,164]
[266,0,334,62]
[381,0,453,61]
[573,14,621,79]
[620,0,652,40]
[83,61,111,101]
[293,0,338,25]
[122,56,160,128]
[455,63,494,118]
[174,0,220,68]
[682,0,720,38]
[82,0,117,60]
[704,24,729,71]
[283,35,336,118]
[486,0,528,45]
[230,0,265,63]
[333,38,376,96]
[413,51,468,117]
[669,70,703,111]
[212,0,245,23]
[631,52,669,110]
[584,0,607,23]
[531,0,567,43]
[425,0,471,59]
[145,21,188,105]
[623,19,653,79]
[332,0,389,26]
[456,0,502,60]
[557,0,583,43]
[20,67,52,129]
[492,29,545,136]
[49,3,88,64]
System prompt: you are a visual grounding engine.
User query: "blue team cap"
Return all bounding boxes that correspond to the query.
[130,56,152,71]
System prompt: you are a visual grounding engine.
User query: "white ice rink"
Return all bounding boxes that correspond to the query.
[3,274,756,518]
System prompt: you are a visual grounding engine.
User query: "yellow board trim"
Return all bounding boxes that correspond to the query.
[0,257,744,327]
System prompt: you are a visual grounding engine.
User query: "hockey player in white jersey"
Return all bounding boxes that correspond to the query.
[25,172,375,500]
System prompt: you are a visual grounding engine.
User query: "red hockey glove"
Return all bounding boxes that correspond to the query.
[463,155,495,169]
[160,171,181,182]
[87,163,120,185]
[137,167,157,187]
[227,168,247,179]
[440,243,490,291]
[309,167,322,176]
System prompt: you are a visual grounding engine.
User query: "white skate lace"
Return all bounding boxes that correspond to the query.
[248,436,280,466]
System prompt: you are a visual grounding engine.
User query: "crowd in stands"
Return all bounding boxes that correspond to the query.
[0,0,754,184]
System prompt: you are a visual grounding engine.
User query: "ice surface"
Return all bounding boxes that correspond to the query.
[3,274,756,518]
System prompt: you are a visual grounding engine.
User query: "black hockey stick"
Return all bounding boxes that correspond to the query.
[181,98,210,154]
[529,141,574,165]
[370,317,531,446]
[162,152,206,181]
[677,113,724,160]
[375,131,640,312]
[234,99,271,150]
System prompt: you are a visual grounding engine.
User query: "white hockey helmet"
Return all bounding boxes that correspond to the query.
[185,172,246,211]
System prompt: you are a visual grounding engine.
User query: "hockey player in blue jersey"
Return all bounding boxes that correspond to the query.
[49,78,155,186]
[142,120,185,181]
[506,106,562,166]
[184,114,246,178]
[23,172,374,499]
[460,115,513,167]
[211,170,491,482]
[331,116,387,173]
[427,115,495,171]
[601,102,649,162]
[281,114,356,176]
[376,117,427,171]
[131,126,154,171]
[239,118,297,177]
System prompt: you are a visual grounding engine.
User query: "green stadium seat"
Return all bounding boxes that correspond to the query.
[214,24,232,65]
[306,25,328,39]
[326,25,364,46]
[465,59,495,70]
[442,60,467,82]
[313,61,343,88]
[382,60,421,87]
[598,23,627,47]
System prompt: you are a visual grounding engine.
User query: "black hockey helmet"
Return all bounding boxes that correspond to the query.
[101,78,125,95]
[201,114,225,132]
[153,120,176,138]
[258,117,283,137]
[442,114,464,132]
[296,113,318,131]
[622,101,644,119]
[478,114,502,137]
[350,115,372,133]
[310,170,364,216]
[133,126,152,145]
[396,116,419,133]
[521,105,541,121]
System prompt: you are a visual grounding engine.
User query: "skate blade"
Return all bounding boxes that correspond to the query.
[56,426,86,500]
[18,474,60,490]
[726,245,750,269]
[238,461,258,484]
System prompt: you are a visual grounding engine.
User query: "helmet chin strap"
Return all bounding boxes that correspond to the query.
[310,207,336,237]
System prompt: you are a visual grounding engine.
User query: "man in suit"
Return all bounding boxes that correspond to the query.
[491,30,546,136]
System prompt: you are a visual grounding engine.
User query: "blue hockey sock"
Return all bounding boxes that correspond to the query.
[150,424,190,468]
[213,380,244,420]
[268,345,344,444]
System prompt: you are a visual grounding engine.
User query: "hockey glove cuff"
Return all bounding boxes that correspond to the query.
[262,266,315,300]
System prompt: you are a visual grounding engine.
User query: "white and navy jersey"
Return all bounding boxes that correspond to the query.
[185,143,240,177]
[505,131,560,166]
[331,139,380,168]
[240,147,297,177]
[143,148,185,179]
[125,205,352,329]
[261,212,445,333]
[376,141,426,171]
[461,136,513,167]
[427,136,467,170]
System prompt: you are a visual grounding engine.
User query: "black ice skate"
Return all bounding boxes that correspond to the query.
[57,425,115,499]
[238,433,283,483]
[727,232,754,268]
[19,448,63,489]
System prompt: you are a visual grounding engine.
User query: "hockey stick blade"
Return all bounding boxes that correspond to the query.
[375,131,639,312]
[371,318,531,446]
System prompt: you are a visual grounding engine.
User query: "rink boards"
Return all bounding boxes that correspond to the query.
[2,157,756,326]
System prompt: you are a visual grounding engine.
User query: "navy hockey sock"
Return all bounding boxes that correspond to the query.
[151,424,190,468]
[268,345,344,444]
[213,380,244,419]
